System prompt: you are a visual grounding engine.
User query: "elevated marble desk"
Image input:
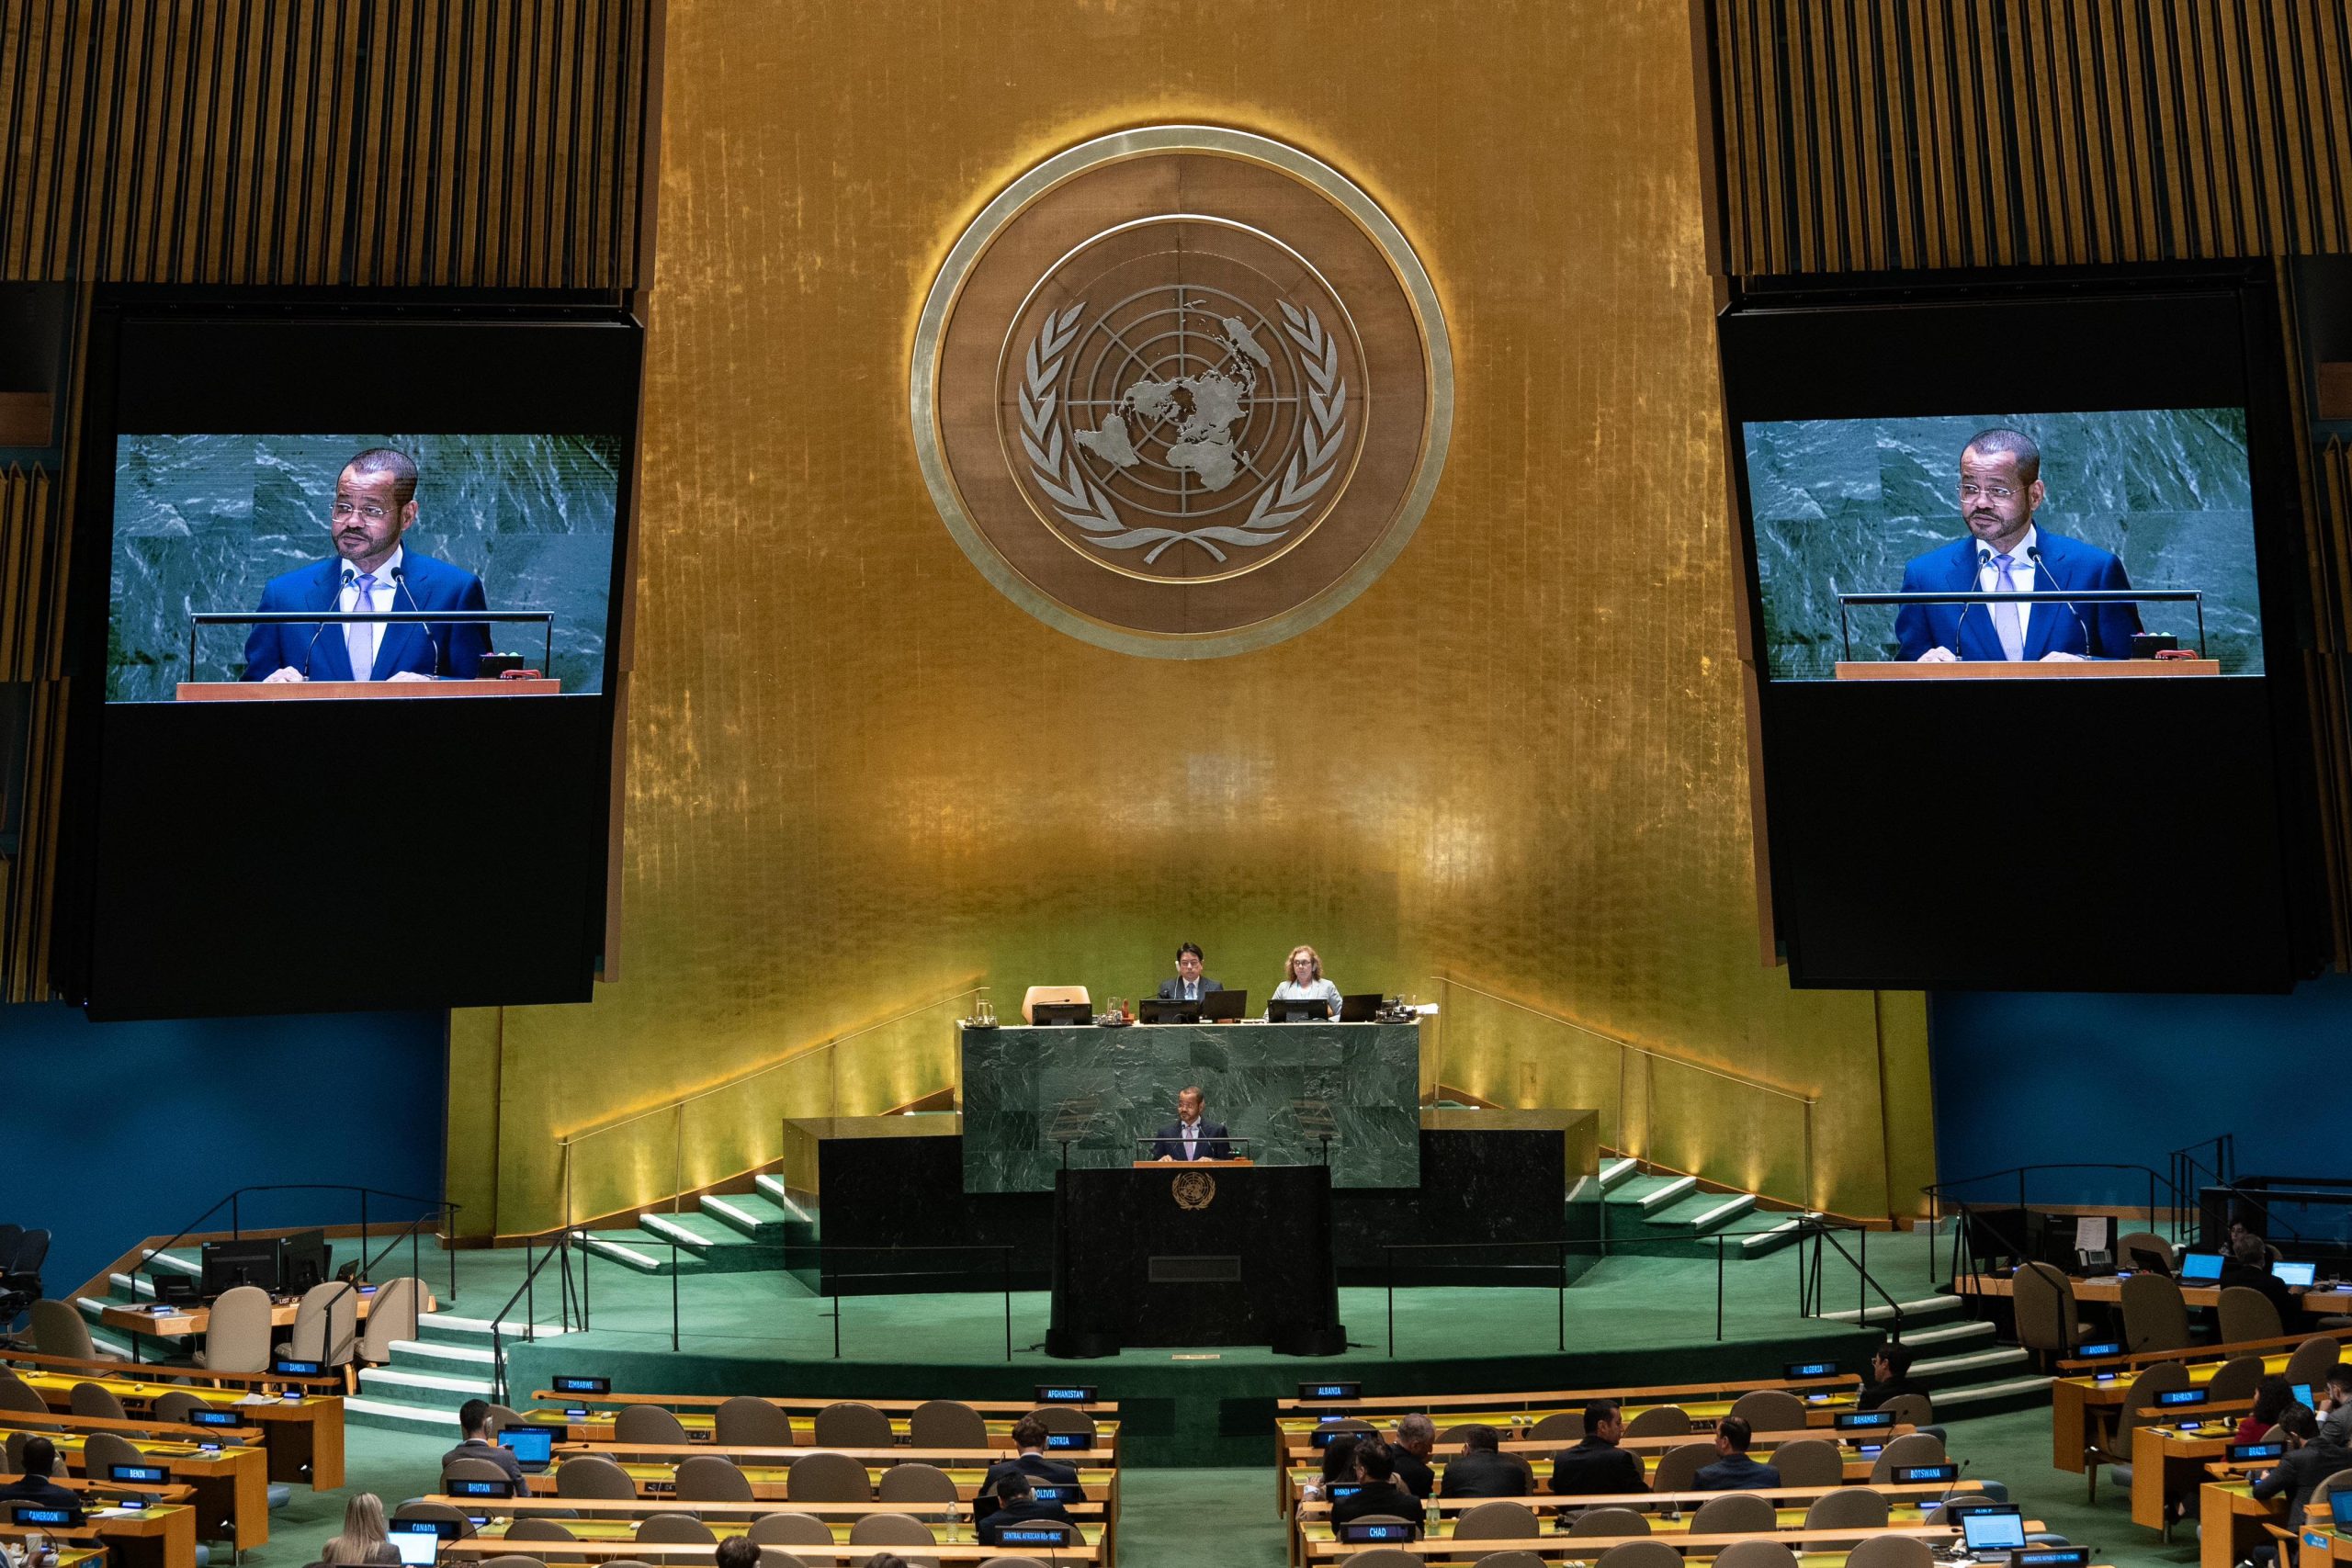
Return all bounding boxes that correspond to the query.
[959,1020,1420,1193]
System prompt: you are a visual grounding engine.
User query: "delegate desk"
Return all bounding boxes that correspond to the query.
[96,1285,435,1359]
[520,1400,1118,1447]
[464,1513,1105,1557]
[445,1545,1099,1565]
[2305,1522,2352,1568]
[1,1426,273,1550]
[1958,1272,2352,1316]
[2127,1406,2254,1531]
[533,1448,1121,1504]
[0,1501,198,1568]
[1298,1524,1974,1563]
[2048,1329,2352,1472]
[14,1367,345,1488]
[960,1018,1421,1192]
[2199,1472,2290,1568]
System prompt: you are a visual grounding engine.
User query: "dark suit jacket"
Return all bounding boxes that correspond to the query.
[1155,976,1224,1001]
[1150,1120,1231,1161]
[441,1438,526,1486]
[981,1453,1080,1497]
[1857,1375,1933,1414]
[2219,1260,2298,1326]
[977,1495,1075,1543]
[1391,1447,1436,1499]
[1331,1480,1421,1528]
[1893,528,2140,661]
[2253,1439,2352,1524]
[1549,1437,1650,1495]
[243,549,493,681]
[1693,1453,1782,1492]
[1438,1449,1532,1498]
[0,1474,81,1511]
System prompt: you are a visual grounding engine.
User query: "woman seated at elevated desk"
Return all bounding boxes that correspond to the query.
[1272,943,1343,1018]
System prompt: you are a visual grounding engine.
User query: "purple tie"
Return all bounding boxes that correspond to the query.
[346,572,377,679]
[1992,554,2024,660]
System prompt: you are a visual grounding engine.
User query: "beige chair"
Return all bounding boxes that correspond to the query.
[1647,1441,1715,1493]
[2087,1359,2189,1500]
[1690,1494,1777,1534]
[2012,1261,2086,1365]
[504,1519,576,1541]
[1334,1553,1422,1568]
[1868,1431,1947,1483]
[83,1431,147,1478]
[443,1457,515,1489]
[1024,1404,1096,1436]
[1529,1410,1585,1440]
[393,1502,476,1539]
[356,1276,422,1363]
[1624,1404,1690,1438]
[1566,1507,1648,1537]
[1464,1554,1544,1568]
[2207,1353,2268,1404]
[907,1400,988,1449]
[274,1282,358,1369]
[0,1371,51,1414]
[478,1556,544,1568]
[485,1404,526,1435]
[29,1300,117,1361]
[1803,1486,1889,1550]
[2287,1337,2344,1388]
[673,1453,754,1502]
[1847,1537,1937,1568]
[877,1461,960,1504]
[1727,1389,1809,1434]
[1454,1500,1540,1540]
[2217,1286,2284,1344]
[553,1454,639,1500]
[614,1404,693,1446]
[848,1511,937,1568]
[2120,1273,2192,1355]
[1715,1541,1800,1568]
[153,1390,208,1425]
[1595,1544,1684,1568]
[715,1396,795,1447]
[196,1285,273,1374]
[634,1515,717,1544]
[748,1513,835,1546]
[812,1401,895,1448]
[69,1382,131,1423]
[2307,1471,2352,1524]
[786,1450,874,1500]
[1879,1392,1934,1428]
[1765,1438,1842,1488]
[2119,1232,2177,1274]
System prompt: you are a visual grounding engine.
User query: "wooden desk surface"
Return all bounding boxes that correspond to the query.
[526,1390,1119,1416]
[2303,1524,2352,1568]
[0,1503,198,1568]
[20,1370,345,1484]
[97,1288,433,1340]
[1298,1523,1968,1560]
[1279,1395,1860,1443]
[2202,1479,2285,1568]
[1277,1375,1860,1416]
[441,1541,1097,1562]
[428,1495,1110,1522]
[552,1440,1118,1465]
[524,1409,1118,1445]
[528,1459,1120,1503]
[1959,1272,2352,1312]
[33,1434,273,1550]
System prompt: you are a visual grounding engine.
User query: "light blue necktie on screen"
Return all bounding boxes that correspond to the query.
[1992,554,2024,660]
[346,572,377,679]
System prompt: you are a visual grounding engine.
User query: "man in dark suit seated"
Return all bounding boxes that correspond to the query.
[1150,1086,1231,1161]
[1391,1414,1438,1499]
[1331,1440,1422,1529]
[1155,942,1223,1004]
[0,1438,81,1511]
[2250,1406,2352,1563]
[1439,1425,1532,1498]
[981,1415,1081,1499]
[442,1398,526,1487]
[1692,1416,1781,1491]
[1857,1341,1932,1415]
[1549,1401,1649,1496]
[976,1471,1075,1544]
[2219,1233,2299,1328]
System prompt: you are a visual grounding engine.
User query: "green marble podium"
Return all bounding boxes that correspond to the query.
[959,1019,1421,1194]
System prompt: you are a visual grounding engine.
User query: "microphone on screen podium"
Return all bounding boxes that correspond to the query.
[390,565,442,677]
[2027,545,2089,655]
[300,566,359,676]
[1952,546,1992,650]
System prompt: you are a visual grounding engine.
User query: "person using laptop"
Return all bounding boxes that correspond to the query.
[1151,1086,1231,1161]
[2250,1405,2352,1562]
[1692,1416,1781,1491]
[443,1398,526,1487]
[2240,1376,2297,1445]
[976,1472,1073,1543]
[322,1494,400,1564]
[1156,942,1222,1004]
[0,1438,79,1511]
[2221,1233,2299,1325]
[1272,944,1344,1019]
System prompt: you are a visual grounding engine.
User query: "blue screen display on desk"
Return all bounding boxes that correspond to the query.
[449,1478,512,1498]
[2233,1443,2285,1462]
[2180,1251,2225,1280]
[1894,1463,1958,1483]
[553,1375,609,1393]
[996,1526,1073,1546]
[107,433,621,701]
[2294,1383,2315,1408]
[1784,1359,1838,1378]
[2157,1388,2208,1406]
[110,1464,169,1484]
[2333,1491,2352,1528]
[1037,1384,1096,1403]
[1837,1410,1894,1429]
[2077,1340,2124,1359]
[2274,1260,2318,1287]
[12,1506,81,1527]
[496,1427,553,1464]
[187,1408,238,1427]
[1961,1510,2027,1552]
[1045,1431,1092,1450]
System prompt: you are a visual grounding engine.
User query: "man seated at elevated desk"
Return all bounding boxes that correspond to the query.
[0,1438,81,1511]
[1151,1086,1231,1162]
[1156,942,1222,1005]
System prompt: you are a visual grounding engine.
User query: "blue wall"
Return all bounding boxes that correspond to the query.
[0,1003,447,1303]
[1929,976,2352,1210]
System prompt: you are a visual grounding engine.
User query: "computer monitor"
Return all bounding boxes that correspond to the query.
[2293,1382,2315,1408]
[2273,1259,2318,1288]
[1960,1508,2028,1555]
[1784,1359,1839,1380]
[1200,988,1247,1021]
[2332,1490,2352,1529]
[1266,997,1331,1021]
[551,1374,609,1394]
[2179,1251,2225,1281]
[199,1238,282,1296]
[1338,993,1384,1021]
[390,1529,441,1567]
[497,1427,555,1468]
[277,1229,331,1293]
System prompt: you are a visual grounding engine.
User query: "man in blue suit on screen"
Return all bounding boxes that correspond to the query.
[1894,427,2141,663]
[243,446,492,683]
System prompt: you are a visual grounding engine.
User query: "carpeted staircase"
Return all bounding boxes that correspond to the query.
[1597,1156,1811,1260]
[573,1175,814,1276]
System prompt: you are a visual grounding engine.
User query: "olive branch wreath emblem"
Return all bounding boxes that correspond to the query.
[1016,299,1349,566]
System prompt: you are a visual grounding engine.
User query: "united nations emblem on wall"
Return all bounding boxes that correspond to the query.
[912,127,1453,658]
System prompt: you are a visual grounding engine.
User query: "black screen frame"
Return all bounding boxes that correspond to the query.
[1717,262,2324,992]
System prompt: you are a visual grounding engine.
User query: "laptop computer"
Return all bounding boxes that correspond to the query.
[1200,988,1246,1021]
[2332,1490,2352,1529]
[2273,1259,2318,1288]
[1338,993,1383,1021]
[2179,1251,2224,1282]
[389,1525,443,1567]
[496,1426,556,1472]
[1958,1506,2028,1562]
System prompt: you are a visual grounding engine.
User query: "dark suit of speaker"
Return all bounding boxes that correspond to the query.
[1149,1121,1231,1161]
[1155,976,1224,1001]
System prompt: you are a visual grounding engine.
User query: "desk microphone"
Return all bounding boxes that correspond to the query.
[390,566,442,678]
[2028,546,2089,657]
[300,567,358,677]
[1932,1458,1973,1558]
[1951,547,1992,656]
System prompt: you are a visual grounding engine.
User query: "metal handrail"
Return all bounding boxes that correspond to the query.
[136,1183,461,1304]
[1922,1162,2194,1283]
[489,1227,618,1404]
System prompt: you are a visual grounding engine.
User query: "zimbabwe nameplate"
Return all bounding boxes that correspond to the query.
[911,126,1452,658]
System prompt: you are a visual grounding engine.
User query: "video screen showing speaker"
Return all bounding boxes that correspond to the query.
[58,294,642,1018]
[1744,409,2261,679]
[1719,267,2322,993]
[108,434,619,699]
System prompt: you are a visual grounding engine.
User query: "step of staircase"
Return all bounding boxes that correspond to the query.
[1820,1293,1966,1326]
[1597,1157,1642,1191]
[633,1211,784,1273]
[695,1191,795,1241]
[1737,1213,1815,1258]
[345,1312,573,1432]
[1646,1191,1758,1236]
[752,1176,816,1225]
[576,1229,709,1275]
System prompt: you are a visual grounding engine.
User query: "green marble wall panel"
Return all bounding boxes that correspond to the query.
[959,1021,1421,1193]
[1744,410,2260,679]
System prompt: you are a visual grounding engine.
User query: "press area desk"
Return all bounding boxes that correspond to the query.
[13,1368,345,1488]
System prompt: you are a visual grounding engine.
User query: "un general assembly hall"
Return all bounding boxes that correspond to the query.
[8,4,2352,1568]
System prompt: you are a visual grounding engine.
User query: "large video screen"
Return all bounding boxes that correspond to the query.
[110,433,618,700]
[1746,410,2260,679]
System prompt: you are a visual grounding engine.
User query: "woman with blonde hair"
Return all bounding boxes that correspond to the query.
[1272,944,1343,1019]
[322,1492,400,1564]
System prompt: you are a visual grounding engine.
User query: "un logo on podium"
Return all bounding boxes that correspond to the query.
[913,127,1452,658]
[1171,1169,1217,1211]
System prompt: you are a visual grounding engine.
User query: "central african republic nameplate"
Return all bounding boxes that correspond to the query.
[912,126,1452,658]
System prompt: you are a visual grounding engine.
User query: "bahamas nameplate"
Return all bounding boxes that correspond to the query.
[911,126,1452,658]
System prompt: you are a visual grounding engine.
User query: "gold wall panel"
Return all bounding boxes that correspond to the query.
[455,0,1934,1237]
